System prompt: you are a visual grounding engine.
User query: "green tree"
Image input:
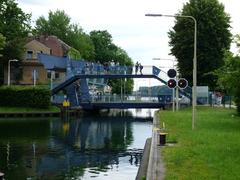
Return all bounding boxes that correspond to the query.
[0,33,5,57]
[68,47,81,60]
[67,24,95,60]
[169,0,231,90]
[34,10,95,60]
[0,0,31,84]
[108,47,134,94]
[215,51,240,114]
[90,30,117,63]
[90,30,134,94]
[35,10,71,43]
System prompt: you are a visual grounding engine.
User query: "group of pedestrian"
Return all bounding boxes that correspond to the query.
[135,61,143,75]
[81,60,144,75]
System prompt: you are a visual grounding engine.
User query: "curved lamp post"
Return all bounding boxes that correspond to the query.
[8,59,18,86]
[146,13,197,130]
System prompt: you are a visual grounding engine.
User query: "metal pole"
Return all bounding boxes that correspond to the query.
[172,88,175,112]
[7,61,10,86]
[7,59,18,86]
[146,13,197,129]
[33,69,36,86]
[152,58,176,112]
[176,86,179,111]
[192,17,197,130]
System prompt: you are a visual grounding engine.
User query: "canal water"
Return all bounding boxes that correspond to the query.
[0,109,154,180]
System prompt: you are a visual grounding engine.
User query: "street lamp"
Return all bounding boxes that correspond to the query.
[8,59,18,86]
[146,13,197,130]
[152,58,175,68]
[153,58,176,112]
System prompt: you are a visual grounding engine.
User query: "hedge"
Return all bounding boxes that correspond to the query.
[0,86,51,108]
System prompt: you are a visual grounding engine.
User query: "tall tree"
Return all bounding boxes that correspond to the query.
[0,33,5,57]
[0,0,31,84]
[215,51,240,114]
[90,30,117,63]
[168,0,231,90]
[90,30,134,94]
[67,24,95,60]
[35,10,71,43]
[34,10,95,60]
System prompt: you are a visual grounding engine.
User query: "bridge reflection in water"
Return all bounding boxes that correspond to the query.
[0,109,153,179]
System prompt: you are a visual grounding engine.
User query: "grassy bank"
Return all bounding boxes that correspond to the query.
[0,106,60,113]
[159,106,240,180]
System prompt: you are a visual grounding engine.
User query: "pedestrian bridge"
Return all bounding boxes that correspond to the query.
[51,64,192,110]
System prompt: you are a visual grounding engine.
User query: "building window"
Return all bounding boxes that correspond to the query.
[26,50,33,59]
[55,72,59,79]
[47,71,51,79]
[47,71,59,79]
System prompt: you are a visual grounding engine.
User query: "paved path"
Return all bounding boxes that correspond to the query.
[146,111,165,180]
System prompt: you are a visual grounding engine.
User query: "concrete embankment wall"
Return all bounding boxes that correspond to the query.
[136,111,165,180]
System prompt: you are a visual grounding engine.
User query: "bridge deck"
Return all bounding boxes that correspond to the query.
[77,102,168,110]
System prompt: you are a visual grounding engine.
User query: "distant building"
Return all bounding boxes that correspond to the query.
[4,35,71,85]
[138,85,172,97]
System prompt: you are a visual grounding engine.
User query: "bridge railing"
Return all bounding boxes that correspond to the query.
[50,65,164,90]
[89,94,159,103]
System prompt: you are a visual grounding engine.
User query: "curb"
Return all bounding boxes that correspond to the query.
[136,137,151,180]
[146,111,165,180]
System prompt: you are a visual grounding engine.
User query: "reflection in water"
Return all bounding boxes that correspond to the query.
[0,109,153,180]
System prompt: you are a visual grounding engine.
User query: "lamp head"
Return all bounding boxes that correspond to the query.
[145,14,163,17]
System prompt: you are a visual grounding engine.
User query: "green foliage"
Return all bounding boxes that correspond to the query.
[90,30,116,63]
[215,51,240,114]
[0,86,51,108]
[0,0,31,60]
[169,0,231,90]
[0,33,5,57]
[34,10,95,60]
[68,47,81,60]
[90,30,134,94]
[67,24,95,60]
[0,0,31,84]
[109,78,134,94]
[35,10,71,43]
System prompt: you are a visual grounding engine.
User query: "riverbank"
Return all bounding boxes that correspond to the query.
[159,106,240,179]
[0,106,60,113]
[0,106,82,118]
[136,111,165,180]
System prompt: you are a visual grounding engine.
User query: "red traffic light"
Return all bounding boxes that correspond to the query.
[167,69,177,78]
[167,79,176,89]
[178,78,188,89]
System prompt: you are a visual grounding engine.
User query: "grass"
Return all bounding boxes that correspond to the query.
[0,106,60,113]
[159,106,240,180]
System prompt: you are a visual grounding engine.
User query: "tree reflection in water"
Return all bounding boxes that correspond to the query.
[0,109,152,179]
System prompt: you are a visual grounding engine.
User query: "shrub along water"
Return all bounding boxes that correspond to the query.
[159,106,240,179]
[0,86,51,108]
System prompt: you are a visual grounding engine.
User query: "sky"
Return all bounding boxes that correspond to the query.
[17,0,240,88]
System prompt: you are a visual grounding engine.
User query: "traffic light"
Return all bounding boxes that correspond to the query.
[167,79,176,89]
[167,69,177,78]
[178,78,188,89]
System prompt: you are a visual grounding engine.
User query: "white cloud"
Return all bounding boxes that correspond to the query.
[18,0,240,64]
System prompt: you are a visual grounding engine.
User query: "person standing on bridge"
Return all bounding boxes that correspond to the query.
[135,61,139,74]
[139,63,143,75]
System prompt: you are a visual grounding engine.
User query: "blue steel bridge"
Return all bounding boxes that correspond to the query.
[38,54,192,110]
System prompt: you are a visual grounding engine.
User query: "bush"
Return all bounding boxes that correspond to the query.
[0,86,51,108]
[235,85,240,115]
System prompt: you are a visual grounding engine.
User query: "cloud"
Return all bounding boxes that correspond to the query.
[18,0,240,63]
